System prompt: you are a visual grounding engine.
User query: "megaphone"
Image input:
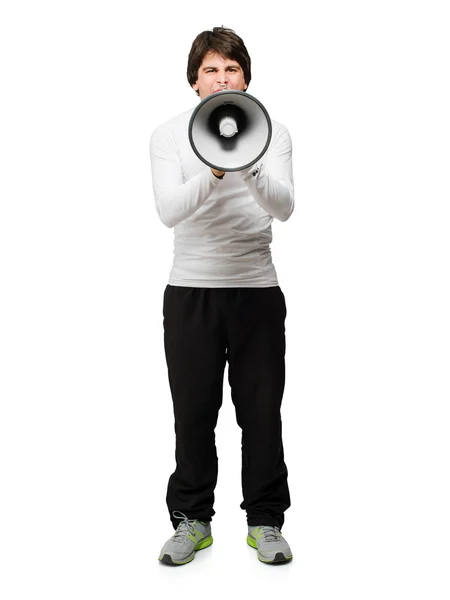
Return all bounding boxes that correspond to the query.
[188,90,272,172]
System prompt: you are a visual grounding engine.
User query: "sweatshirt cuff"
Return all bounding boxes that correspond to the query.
[239,161,263,180]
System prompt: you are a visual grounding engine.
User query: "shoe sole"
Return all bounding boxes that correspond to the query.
[246,535,293,564]
[159,535,213,566]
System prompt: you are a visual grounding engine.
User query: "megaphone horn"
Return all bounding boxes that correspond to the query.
[188,90,272,172]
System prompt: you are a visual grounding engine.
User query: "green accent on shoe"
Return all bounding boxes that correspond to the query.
[195,534,213,550]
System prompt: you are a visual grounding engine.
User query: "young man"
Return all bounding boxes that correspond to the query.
[150,27,295,565]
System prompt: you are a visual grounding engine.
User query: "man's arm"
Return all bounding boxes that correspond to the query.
[150,128,222,228]
[238,125,294,222]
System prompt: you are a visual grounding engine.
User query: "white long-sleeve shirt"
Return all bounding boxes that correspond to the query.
[150,104,294,287]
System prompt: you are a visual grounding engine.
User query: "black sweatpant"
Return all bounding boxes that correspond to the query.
[162,284,291,530]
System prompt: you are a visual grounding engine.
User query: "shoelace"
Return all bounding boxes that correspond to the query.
[259,525,282,542]
[171,511,197,544]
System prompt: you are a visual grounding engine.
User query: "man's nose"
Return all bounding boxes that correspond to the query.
[217,71,229,84]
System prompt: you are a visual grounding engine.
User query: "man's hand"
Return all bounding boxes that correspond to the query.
[211,168,225,178]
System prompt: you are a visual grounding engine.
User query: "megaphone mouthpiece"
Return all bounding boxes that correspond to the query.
[219,116,238,138]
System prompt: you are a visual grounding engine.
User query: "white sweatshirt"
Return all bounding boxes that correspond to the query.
[150,105,294,287]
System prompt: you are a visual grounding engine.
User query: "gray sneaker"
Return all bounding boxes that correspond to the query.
[158,511,213,565]
[247,525,293,563]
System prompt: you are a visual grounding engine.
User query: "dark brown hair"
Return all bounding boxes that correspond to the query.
[187,27,252,96]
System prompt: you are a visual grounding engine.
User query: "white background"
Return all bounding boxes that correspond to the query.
[1,0,449,598]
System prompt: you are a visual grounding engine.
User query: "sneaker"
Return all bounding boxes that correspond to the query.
[158,511,213,565]
[247,525,293,563]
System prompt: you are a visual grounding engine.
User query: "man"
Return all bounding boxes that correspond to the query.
[150,26,294,565]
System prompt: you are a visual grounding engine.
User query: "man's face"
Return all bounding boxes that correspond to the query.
[192,51,248,100]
